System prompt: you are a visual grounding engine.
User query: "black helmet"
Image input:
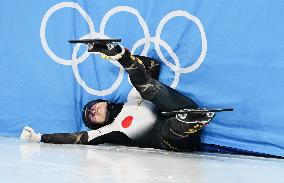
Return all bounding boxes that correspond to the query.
[82,99,123,130]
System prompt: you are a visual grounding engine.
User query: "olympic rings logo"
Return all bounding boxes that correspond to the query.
[40,2,207,96]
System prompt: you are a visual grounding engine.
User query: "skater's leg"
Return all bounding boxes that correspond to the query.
[118,50,198,112]
[86,42,197,112]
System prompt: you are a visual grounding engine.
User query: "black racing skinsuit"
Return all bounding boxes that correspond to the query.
[41,50,205,152]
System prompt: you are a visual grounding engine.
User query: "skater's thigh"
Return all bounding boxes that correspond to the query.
[159,117,202,151]
[151,84,198,112]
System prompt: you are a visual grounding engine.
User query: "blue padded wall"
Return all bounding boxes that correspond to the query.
[0,0,283,157]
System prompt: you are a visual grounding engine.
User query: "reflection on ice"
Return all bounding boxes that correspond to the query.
[0,137,283,183]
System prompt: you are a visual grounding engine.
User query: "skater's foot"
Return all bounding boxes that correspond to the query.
[87,42,125,60]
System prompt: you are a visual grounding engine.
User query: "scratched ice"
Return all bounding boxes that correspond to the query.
[0,137,283,183]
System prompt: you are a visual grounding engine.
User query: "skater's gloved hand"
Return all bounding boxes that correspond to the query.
[88,42,125,60]
[20,126,41,143]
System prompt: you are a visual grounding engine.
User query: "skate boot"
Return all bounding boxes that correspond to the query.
[172,110,216,136]
[175,109,216,126]
[87,41,125,60]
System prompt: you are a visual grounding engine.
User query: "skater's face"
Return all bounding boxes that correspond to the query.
[88,102,107,124]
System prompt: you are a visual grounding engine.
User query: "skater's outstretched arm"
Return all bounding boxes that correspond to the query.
[20,126,133,145]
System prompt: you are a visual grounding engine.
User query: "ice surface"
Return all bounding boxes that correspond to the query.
[0,137,283,183]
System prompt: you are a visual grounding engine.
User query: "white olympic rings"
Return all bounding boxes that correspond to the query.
[40,2,207,96]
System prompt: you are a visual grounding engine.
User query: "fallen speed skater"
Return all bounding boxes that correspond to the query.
[21,39,233,152]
